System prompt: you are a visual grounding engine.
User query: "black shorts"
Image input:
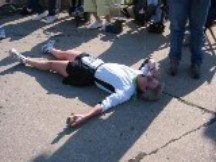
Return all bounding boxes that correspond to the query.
[62,53,95,86]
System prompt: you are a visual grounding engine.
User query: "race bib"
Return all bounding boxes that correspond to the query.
[81,56,104,70]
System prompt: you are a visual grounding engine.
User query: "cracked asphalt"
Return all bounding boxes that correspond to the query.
[0,13,216,162]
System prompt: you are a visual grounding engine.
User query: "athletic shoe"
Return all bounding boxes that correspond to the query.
[87,21,103,29]
[32,11,48,20]
[190,64,201,79]
[101,21,111,31]
[44,15,57,24]
[167,59,179,76]
[9,48,27,64]
[41,40,55,54]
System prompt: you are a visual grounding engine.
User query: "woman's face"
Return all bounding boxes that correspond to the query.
[137,75,148,93]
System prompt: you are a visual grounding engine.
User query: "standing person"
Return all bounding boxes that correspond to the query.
[8,41,163,127]
[205,0,216,29]
[69,0,84,16]
[167,0,211,79]
[29,0,58,23]
[84,0,122,29]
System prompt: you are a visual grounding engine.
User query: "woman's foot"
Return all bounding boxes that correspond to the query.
[41,40,55,54]
[86,21,103,29]
[32,11,48,20]
[9,48,27,64]
[44,15,57,24]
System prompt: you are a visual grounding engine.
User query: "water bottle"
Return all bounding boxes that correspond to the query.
[0,25,6,39]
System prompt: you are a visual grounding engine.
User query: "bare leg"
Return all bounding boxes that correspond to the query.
[26,58,69,77]
[105,15,111,23]
[49,48,82,61]
[92,12,102,23]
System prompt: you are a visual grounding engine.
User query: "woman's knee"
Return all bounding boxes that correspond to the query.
[66,49,82,55]
[49,61,69,77]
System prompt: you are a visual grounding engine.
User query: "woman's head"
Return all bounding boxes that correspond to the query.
[137,74,163,101]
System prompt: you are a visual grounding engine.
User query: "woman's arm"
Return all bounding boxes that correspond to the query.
[67,104,103,127]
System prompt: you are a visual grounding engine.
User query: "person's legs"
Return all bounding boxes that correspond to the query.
[29,0,44,14]
[84,0,104,28]
[167,0,189,75]
[92,12,102,23]
[44,0,58,23]
[96,0,111,23]
[188,0,211,79]
[31,0,48,20]
[41,40,82,61]
[189,0,211,65]
[49,48,82,61]
[48,0,57,16]
[105,15,111,24]
[78,0,83,7]
[84,0,97,13]
[9,48,69,77]
[69,0,77,14]
[26,59,69,77]
[168,0,189,61]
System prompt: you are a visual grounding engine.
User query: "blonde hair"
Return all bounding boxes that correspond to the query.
[140,82,164,101]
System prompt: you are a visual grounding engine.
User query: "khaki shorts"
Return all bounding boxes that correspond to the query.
[84,0,122,16]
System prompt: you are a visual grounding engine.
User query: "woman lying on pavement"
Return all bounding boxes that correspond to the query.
[9,40,163,127]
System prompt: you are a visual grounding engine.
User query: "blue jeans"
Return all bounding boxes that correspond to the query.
[168,0,211,65]
[28,0,57,16]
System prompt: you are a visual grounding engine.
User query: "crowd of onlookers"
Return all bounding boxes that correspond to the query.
[0,0,215,33]
[17,0,169,33]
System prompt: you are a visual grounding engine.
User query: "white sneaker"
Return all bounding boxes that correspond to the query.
[87,21,103,29]
[41,40,55,54]
[44,16,57,24]
[32,11,48,20]
[9,48,27,64]
[101,21,110,31]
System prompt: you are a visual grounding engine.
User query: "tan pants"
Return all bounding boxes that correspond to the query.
[84,0,122,16]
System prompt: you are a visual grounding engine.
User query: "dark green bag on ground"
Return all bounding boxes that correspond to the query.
[0,4,18,16]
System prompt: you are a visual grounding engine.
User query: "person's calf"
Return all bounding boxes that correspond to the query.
[32,11,48,20]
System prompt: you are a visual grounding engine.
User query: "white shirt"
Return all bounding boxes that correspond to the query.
[94,63,142,112]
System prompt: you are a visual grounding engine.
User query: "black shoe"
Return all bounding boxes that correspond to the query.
[147,22,165,34]
[105,20,123,34]
[68,6,76,16]
[168,60,179,76]
[19,7,33,16]
[190,64,201,79]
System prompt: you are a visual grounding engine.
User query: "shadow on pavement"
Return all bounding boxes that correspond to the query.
[204,28,216,149]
